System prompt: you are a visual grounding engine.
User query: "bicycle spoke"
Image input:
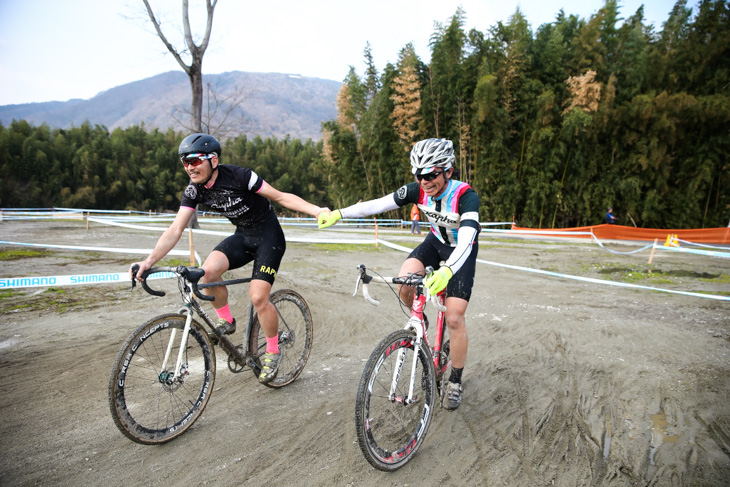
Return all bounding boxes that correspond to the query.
[249,290,313,388]
[355,330,435,471]
[109,315,215,444]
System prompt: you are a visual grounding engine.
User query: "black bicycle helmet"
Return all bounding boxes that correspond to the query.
[178,133,221,158]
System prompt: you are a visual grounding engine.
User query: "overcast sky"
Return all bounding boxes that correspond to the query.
[0,0,684,106]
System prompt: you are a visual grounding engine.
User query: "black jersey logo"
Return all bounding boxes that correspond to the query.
[397,185,408,200]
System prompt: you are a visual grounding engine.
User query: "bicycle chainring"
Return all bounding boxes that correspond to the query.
[227,346,246,373]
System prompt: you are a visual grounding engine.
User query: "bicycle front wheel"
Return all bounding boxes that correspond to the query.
[249,289,313,388]
[355,329,436,471]
[108,314,216,444]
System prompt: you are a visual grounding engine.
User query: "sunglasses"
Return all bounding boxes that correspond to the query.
[181,154,213,167]
[416,171,443,182]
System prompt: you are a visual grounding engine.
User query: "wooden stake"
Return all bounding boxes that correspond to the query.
[374,218,379,247]
[648,238,658,264]
[189,229,195,266]
[86,212,90,230]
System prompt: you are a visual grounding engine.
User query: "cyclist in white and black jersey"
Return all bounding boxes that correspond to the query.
[318,138,480,410]
[131,133,329,384]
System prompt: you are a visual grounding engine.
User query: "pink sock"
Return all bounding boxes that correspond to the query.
[215,304,233,323]
[266,336,280,354]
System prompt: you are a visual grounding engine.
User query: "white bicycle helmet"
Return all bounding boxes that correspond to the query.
[410,138,455,175]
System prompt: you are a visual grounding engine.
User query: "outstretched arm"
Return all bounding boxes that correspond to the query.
[258,181,328,218]
[319,194,399,229]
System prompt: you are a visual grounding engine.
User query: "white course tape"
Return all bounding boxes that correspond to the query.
[0,240,201,265]
[0,271,175,289]
[654,244,730,258]
[3,222,727,301]
[375,238,730,302]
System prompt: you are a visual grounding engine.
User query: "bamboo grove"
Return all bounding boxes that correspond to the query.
[323,0,729,229]
[1,0,728,229]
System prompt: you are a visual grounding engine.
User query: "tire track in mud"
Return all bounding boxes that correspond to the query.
[463,322,616,485]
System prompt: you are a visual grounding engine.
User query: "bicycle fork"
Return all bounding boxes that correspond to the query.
[159,309,195,384]
[390,294,429,405]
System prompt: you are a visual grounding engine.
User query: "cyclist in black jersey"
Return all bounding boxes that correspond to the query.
[131,133,329,383]
[318,138,480,410]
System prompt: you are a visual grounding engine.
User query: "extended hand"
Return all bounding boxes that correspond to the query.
[425,266,453,295]
[318,209,342,229]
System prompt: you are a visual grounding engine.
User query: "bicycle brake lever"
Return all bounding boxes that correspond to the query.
[130,264,139,290]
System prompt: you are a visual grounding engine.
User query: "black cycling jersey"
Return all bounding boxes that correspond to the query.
[180,164,274,228]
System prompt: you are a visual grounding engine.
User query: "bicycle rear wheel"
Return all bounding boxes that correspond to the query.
[249,289,313,388]
[108,314,215,444]
[355,329,436,471]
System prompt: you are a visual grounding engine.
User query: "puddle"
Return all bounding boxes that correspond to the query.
[649,410,679,465]
[0,336,22,350]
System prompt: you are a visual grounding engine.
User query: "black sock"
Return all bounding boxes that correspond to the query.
[449,367,463,384]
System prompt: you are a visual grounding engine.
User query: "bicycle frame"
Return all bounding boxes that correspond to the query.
[135,266,262,376]
[354,265,450,403]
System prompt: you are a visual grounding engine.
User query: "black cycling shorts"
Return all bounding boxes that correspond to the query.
[408,232,478,301]
[213,213,286,285]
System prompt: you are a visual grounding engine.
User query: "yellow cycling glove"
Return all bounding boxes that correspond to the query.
[318,209,342,229]
[425,266,453,295]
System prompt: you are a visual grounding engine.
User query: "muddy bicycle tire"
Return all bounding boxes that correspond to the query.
[248,289,313,388]
[355,329,436,471]
[108,314,216,444]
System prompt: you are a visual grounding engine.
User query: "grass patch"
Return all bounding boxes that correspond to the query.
[595,265,726,285]
[698,274,730,285]
[159,257,193,267]
[0,286,130,314]
[0,249,52,261]
[294,242,387,252]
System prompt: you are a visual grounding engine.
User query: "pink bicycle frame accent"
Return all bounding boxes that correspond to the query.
[410,291,448,373]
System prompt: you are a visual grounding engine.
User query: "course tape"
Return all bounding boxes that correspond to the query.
[591,235,654,255]
[3,221,727,301]
[655,244,730,258]
[0,240,201,265]
[373,238,730,302]
[0,271,175,290]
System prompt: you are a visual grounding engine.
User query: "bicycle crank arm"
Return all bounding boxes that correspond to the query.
[246,357,262,374]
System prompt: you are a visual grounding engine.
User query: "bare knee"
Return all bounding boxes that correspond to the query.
[446,311,466,333]
[202,251,228,282]
[249,287,270,311]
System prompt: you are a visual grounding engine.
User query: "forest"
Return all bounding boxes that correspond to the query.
[1,0,728,229]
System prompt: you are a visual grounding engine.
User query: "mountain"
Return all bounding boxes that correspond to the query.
[0,71,341,141]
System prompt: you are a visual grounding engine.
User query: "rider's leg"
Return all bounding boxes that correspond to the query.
[397,257,425,306]
[251,278,282,382]
[444,296,469,369]
[250,278,277,341]
[202,250,230,307]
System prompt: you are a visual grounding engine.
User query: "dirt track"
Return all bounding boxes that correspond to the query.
[1,220,729,486]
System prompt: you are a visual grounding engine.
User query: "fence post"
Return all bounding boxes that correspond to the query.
[374,218,379,247]
[648,238,658,264]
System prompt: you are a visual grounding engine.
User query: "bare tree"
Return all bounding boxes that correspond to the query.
[170,80,254,139]
[141,0,217,133]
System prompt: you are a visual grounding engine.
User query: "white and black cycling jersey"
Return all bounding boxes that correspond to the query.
[340,180,480,247]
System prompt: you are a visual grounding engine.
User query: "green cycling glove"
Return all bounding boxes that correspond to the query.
[318,209,342,229]
[425,266,453,295]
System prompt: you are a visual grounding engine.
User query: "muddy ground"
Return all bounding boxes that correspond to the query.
[0,220,729,486]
